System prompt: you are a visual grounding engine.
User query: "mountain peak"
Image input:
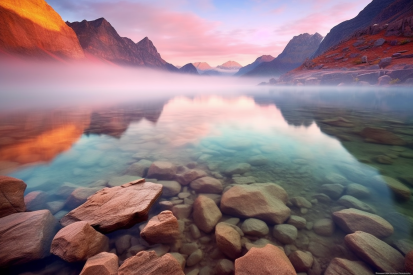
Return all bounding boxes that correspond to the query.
[193,62,212,70]
[217,60,242,69]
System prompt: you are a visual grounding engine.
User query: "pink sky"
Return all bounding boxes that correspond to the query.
[47,0,372,67]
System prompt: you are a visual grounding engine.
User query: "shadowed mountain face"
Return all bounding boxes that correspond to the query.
[0,0,84,60]
[179,63,199,75]
[244,33,323,77]
[67,18,178,71]
[235,55,275,76]
[312,0,410,57]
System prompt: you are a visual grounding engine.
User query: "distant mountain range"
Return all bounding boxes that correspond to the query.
[217,61,242,70]
[241,33,323,77]
[179,63,199,75]
[193,62,212,71]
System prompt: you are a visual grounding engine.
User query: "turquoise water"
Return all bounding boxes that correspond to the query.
[1,88,413,274]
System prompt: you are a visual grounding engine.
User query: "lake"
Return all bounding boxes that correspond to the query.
[1,87,413,274]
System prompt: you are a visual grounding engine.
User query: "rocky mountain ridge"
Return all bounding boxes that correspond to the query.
[235,55,275,76]
[217,61,242,70]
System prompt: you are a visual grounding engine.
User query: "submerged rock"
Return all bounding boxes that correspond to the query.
[118,251,184,275]
[345,183,370,198]
[190,177,223,194]
[158,181,181,197]
[215,222,242,259]
[321,117,354,127]
[224,163,251,175]
[235,244,295,275]
[406,250,413,274]
[241,218,269,237]
[147,161,177,180]
[345,231,405,272]
[140,210,180,244]
[176,169,207,186]
[291,196,312,208]
[324,258,373,275]
[193,195,222,233]
[272,224,297,244]
[61,179,162,233]
[373,175,411,201]
[333,208,393,238]
[66,187,100,209]
[126,159,152,177]
[337,195,375,213]
[287,215,306,229]
[288,250,313,272]
[220,183,290,224]
[0,175,26,218]
[360,127,406,146]
[51,221,109,262]
[79,252,119,275]
[214,259,235,275]
[0,210,58,267]
[313,219,335,236]
[247,155,268,166]
[24,191,47,211]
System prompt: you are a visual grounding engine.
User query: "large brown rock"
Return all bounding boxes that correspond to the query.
[175,169,207,186]
[193,195,222,233]
[61,179,162,233]
[118,251,184,275]
[0,0,84,59]
[140,210,180,244]
[190,176,223,194]
[147,161,177,180]
[79,252,118,275]
[0,175,26,218]
[235,244,296,275]
[51,221,109,262]
[215,222,242,259]
[333,208,393,238]
[406,250,413,274]
[220,183,290,224]
[288,250,313,272]
[0,210,58,267]
[345,231,405,272]
[360,127,406,145]
[324,258,373,275]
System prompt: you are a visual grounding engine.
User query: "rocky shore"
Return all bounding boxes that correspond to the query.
[1,153,413,275]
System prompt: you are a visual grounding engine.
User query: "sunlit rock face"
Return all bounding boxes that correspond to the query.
[0,0,84,59]
[67,18,178,71]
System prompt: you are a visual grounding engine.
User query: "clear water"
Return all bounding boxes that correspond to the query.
[1,88,413,274]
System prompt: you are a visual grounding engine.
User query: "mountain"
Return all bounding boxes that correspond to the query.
[235,55,275,76]
[193,62,212,71]
[312,0,412,57]
[67,18,178,71]
[179,63,199,75]
[244,33,323,77]
[217,61,242,70]
[0,0,84,60]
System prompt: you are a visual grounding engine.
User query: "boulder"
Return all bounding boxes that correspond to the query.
[406,250,413,274]
[241,218,269,237]
[287,215,306,229]
[373,175,411,201]
[47,200,65,214]
[140,210,180,244]
[333,208,393,238]
[360,127,406,146]
[61,179,162,233]
[324,258,373,275]
[158,181,181,197]
[215,222,242,259]
[374,38,386,47]
[0,175,26,218]
[224,163,251,175]
[320,184,344,200]
[288,250,313,272]
[51,221,109,262]
[79,252,118,275]
[118,251,184,275]
[0,210,58,267]
[378,75,392,85]
[24,191,47,211]
[313,219,335,236]
[337,195,375,213]
[147,161,177,180]
[379,57,392,69]
[66,187,100,209]
[357,72,379,84]
[186,249,203,266]
[345,231,405,272]
[190,177,223,194]
[272,224,297,244]
[126,159,152,177]
[175,169,207,186]
[235,244,296,275]
[172,204,192,219]
[220,183,290,224]
[192,195,222,233]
